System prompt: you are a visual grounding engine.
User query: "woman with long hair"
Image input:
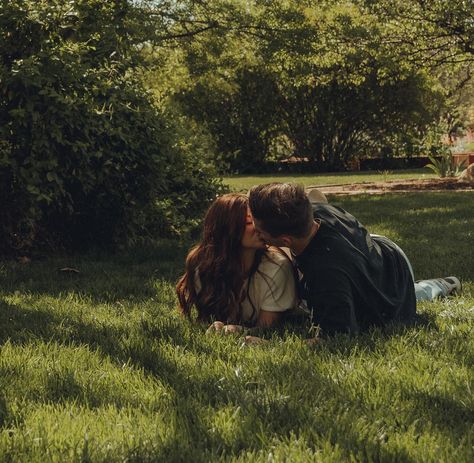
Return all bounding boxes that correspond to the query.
[176,193,298,330]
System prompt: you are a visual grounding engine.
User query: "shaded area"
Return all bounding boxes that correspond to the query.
[0,241,187,305]
[332,192,474,280]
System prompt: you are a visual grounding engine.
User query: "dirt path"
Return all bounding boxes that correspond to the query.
[311,178,474,196]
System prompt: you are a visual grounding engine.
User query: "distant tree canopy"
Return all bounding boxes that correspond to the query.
[366,0,474,65]
[1,0,472,252]
[145,0,469,172]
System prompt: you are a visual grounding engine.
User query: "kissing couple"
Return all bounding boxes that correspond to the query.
[177,183,461,339]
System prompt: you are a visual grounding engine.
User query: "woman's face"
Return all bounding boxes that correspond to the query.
[241,208,266,250]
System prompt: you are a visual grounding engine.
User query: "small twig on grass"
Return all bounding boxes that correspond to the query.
[58,267,80,274]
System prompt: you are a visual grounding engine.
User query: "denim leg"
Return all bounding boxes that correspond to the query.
[414,280,450,301]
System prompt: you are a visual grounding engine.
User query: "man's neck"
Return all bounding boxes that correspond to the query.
[290,220,320,256]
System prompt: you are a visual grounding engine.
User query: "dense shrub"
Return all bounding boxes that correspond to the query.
[0,0,220,254]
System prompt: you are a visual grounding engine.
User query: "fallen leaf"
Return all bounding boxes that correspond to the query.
[58,267,80,274]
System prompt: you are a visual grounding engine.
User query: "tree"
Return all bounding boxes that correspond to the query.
[174,66,284,173]
[365,0,474,66]
[361,1,474,150]
[254,0,444,168]
[158,0,446,170]
[132,0,466,174]
[146,2,287,173]
[280,71,442,169]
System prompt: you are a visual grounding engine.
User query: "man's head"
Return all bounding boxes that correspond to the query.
[248,183,313,246]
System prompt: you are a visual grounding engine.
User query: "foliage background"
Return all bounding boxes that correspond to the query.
[0,0,220,254]
[1,0,473,252]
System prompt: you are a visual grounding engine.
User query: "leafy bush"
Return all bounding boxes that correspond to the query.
[0,0,220,254]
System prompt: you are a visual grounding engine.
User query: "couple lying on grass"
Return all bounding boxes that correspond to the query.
[176,183,461,341]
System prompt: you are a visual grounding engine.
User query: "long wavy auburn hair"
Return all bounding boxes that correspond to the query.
[176,193,265,324]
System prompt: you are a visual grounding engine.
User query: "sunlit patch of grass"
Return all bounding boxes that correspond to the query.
[0,192,473,462]
[223,168,435,191]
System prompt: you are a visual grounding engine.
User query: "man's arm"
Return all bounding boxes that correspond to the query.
[304,271,359,335]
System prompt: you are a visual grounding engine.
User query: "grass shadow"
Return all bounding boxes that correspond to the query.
[408,390,474,440]
[0,241,189,305]
[333,192,474,280]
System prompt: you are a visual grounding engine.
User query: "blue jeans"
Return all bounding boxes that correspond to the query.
[371,235,451,302]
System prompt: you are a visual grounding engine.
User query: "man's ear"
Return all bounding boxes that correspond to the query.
[280,236,292,247]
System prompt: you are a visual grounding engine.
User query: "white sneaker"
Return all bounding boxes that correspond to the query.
[441,276,462,295]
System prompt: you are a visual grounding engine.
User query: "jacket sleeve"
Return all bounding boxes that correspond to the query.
[303,268,359,335]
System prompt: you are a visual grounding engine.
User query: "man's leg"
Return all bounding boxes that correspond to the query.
[370,234,461,302]
[414,277,462,301]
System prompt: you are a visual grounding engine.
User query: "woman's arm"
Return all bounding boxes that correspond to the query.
[206,321,244,334]
[206,310,280,335]
[255,309,282,328]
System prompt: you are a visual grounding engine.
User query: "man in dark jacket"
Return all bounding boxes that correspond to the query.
[249,183,459,335]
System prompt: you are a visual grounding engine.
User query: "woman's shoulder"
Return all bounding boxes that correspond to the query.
[253,248,297,302]
[259,247,294,273]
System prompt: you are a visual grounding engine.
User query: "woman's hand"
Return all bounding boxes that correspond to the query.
[206,321,244,335]
[206,321,225,334]
[243,335,268,346]
[224,324,244,334]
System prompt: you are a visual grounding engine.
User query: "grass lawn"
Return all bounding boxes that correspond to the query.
[1,189,473,462]
[223,168,436,191]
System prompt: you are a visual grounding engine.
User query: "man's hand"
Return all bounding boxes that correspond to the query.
[305,337,321,346]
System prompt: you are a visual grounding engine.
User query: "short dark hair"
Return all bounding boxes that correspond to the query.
[249,183,313,238]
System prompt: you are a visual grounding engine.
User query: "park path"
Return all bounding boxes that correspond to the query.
[311,178,473,196]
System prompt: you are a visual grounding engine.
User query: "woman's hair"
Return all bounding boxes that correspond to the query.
[176,193,265,323]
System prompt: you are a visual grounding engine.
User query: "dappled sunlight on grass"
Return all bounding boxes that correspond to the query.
[0,193,473,461]
[332,192,473,280]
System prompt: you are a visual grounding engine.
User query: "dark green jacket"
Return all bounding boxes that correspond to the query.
[295,204,416,335]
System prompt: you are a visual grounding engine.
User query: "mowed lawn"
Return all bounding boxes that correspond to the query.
[223,168,436,191]
[1,183,473,461]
